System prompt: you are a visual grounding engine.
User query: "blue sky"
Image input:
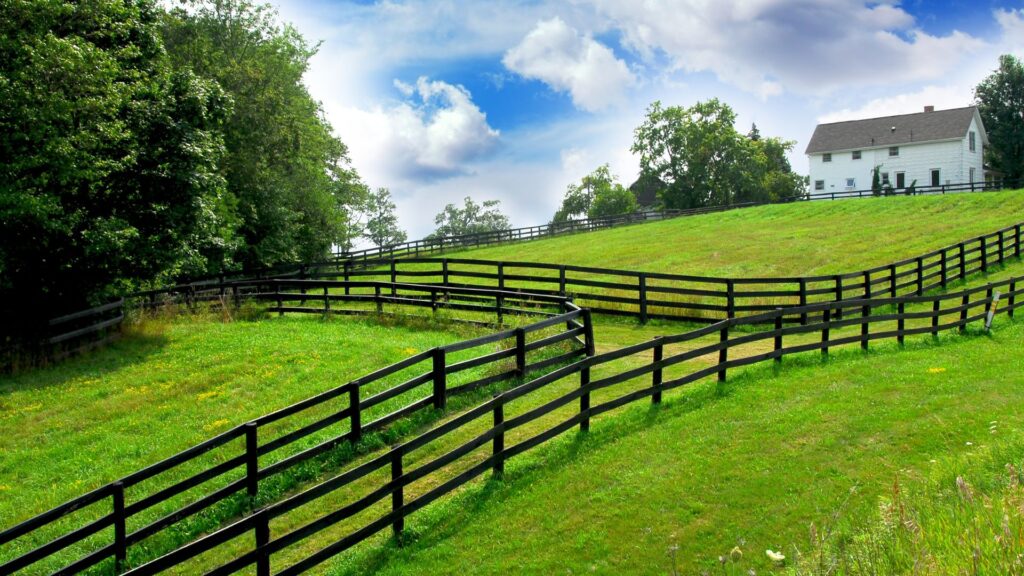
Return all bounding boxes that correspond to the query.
[271,0,1024,240]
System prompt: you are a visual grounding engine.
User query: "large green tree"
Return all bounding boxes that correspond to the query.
[975,54,1024,182]
[631,99,804,209]
[0,0,232,331]
[161,0,367,268]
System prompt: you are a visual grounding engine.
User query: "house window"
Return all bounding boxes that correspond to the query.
[846,178,856,188]
[814,180,825,191]
[852,150,861,160]
[889,146,899,157]
[822,153,832,163]
[882,172,890,185]
[970,167,976,182]
[969,131,976,152]
[896,172,906,189]
[931,169,940,187]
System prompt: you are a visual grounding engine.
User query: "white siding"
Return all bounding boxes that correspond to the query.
[808,127,982,196]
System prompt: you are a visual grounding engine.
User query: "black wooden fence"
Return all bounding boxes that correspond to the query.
[102,274,1022,576]
[0,294,591,576]
[288,221,1024,325]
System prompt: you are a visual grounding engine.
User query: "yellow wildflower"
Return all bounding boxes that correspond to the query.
[403,347,418,355]
[196,391,219,401]
[204,419,230,431]
[927,367,946,374]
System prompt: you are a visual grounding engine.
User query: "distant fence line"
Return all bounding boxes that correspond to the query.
[0,291,591,575]
[89,275,1024,575]
[41,214,1024,359]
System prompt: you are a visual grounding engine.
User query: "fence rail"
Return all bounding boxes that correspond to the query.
[110,274,1022,576]
[256,220,1024,325]
[0,291,591,576]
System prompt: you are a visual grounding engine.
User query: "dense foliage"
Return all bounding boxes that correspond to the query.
[975,54,1024,182]
[431,197,511,238]
[0,0,234,334]
[631,99,806,209]
[552,164,637,222]
[0,0,366,339]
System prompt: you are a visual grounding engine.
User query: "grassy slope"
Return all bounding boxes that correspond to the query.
[440,191,1024,276]
[321,317,1024,576]
[0,311,492,570]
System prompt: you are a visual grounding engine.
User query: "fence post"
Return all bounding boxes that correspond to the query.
[799,279,808,325]
[492,394,505,477]
[559,266,567,296]
[1016,224,1022,260]
[391,447,404,537]
[940,248,948,288]
[960,293,969,332]
[725,279,736,321]
[1010,280,1017,319]
[349,384,361,442]
[275,282,284,316]
[579,365,590,432]
[507,329,525,380]
[821,308,831,357]
[255,512,270,576]
[343,261,351,296]
[932,300,941,337]
[432,348,447,410]
[112,482,126,573]
[999,230,1006,264]
[897,302,906,346]
[497,263,505,292]
[245,422,259,500]
[299,266,307,306]
[390,260,398,296]
[375,285,383,313]
[774,309,783,363]
[981,236,988,272]
[889,264,897,297]
[582,309,595,356]
[861,304,870,350]
[323,286,330,313]
[442,258,449,287]
[639,273,649,324]
[915,258,924,295]
[717,323,729,383]
[863,270,872,299]
[495,291,503,324]
[834,276,843,320]
[959,242,966,281]
[652,337,663,404]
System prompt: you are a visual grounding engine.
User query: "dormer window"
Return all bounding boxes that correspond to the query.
[823,153,832,162]
[969,131,976,152]
[852,150,861,160]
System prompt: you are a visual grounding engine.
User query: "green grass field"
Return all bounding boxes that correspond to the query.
[440,191,1024,277]
[323,318,1024,576]
[4,191,1024,575]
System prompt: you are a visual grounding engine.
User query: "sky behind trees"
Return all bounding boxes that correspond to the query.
[272,0,1024,239]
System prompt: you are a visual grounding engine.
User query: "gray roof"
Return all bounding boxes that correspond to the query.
[805,106,980,154]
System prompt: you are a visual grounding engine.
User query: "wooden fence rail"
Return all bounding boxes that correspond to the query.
[269,220,1024,325]
[110,274,1022,576]
[0,293,591,576]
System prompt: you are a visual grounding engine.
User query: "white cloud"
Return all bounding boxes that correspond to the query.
[503,17,635,112]
[340,77,500,183]
[586,0,986,97]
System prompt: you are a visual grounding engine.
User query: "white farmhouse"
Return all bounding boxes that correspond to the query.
[806,106,988,195]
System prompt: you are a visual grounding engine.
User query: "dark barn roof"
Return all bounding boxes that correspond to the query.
[805,106,980,154]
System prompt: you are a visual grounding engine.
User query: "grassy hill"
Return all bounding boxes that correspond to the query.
[439,191,1024,277]
[324,318,1024,576]
[4,191,1024,575]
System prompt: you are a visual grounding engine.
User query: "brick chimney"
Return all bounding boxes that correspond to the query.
[924,105,935,113]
